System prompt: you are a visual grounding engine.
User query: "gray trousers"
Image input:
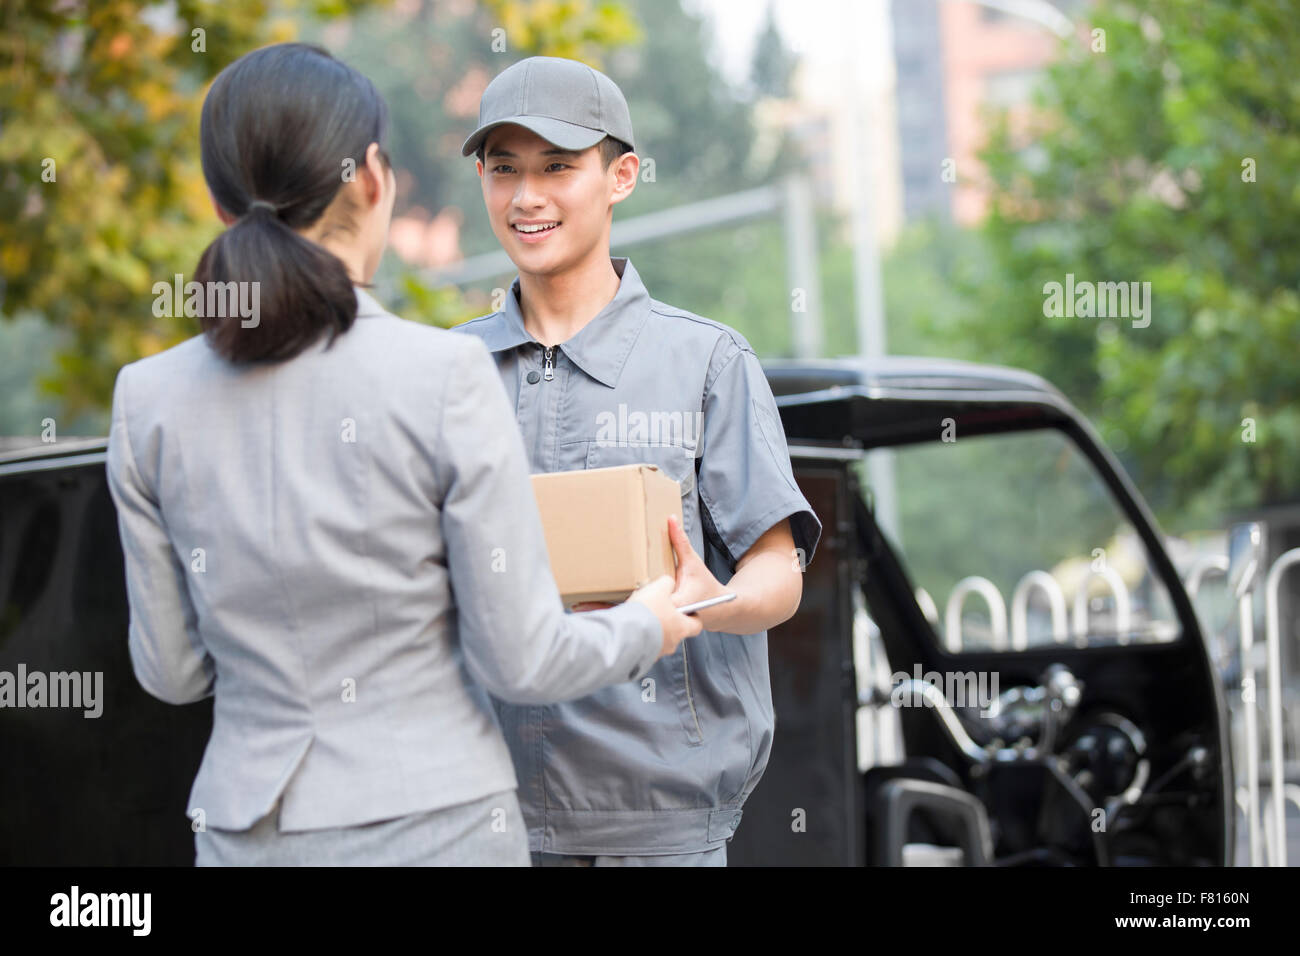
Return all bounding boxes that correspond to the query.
[195,789,530,866]
[531,845,728,866]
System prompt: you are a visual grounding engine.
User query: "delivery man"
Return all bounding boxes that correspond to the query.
[455,55,822,866]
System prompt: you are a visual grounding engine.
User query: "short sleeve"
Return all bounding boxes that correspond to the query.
[696,346,822,571]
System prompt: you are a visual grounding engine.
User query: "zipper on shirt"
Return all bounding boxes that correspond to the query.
[543,346,555,381]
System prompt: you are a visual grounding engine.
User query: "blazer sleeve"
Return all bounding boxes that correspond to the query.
[434,337,663,704]
[105,365,215,706]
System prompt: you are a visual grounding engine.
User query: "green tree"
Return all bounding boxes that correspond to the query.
[749,2,793,100]
[0,0,638,425]
[0,0,392,423]
[966,0,1300,526]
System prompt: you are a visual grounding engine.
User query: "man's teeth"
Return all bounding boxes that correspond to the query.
[515,222,558,233]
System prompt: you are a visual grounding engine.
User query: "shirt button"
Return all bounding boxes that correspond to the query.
[730,814,741,829]
[526,370,541,384]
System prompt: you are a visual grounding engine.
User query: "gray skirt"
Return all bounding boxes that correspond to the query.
[194,789,530,866]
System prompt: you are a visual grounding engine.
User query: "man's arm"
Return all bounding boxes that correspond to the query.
[673,342,821,635]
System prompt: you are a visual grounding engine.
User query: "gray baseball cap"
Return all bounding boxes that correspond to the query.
[461,56,635,158]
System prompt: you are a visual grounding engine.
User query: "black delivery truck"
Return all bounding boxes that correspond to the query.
[0,356,1231,866]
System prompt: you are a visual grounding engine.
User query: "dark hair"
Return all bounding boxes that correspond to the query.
[194,43,390,363]
[476,134,633,169]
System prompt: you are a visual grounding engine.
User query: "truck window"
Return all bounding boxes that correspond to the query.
[857,427,1181,651]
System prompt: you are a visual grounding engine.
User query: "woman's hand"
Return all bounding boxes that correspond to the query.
[626,576,703,658]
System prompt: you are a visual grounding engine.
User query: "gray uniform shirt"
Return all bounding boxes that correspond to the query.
[106,287,663,833]
[456,257,822,854]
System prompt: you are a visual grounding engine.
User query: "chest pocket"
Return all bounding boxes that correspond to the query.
[584,442,698,535]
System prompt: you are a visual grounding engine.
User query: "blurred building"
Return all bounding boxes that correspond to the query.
[892,0,1090,225]
[745,0,1092,245]
[892,0,951,224]
[749,0,905,249]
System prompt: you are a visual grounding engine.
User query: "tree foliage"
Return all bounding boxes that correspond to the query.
[0,0,642,422]
[0,0,398,419]
[966,0,1300,524]
[749,2,793,100]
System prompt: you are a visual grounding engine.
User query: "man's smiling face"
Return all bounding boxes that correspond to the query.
[477,125,635,278]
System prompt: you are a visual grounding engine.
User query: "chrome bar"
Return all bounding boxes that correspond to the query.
[1184,554,1229,599]
[1262,548,1300,866]
[1071,565,1132,644]
[944,576,1008,653]
[1240,591,1262,867]
[892,680,989,764]
[1010,570,1068,650]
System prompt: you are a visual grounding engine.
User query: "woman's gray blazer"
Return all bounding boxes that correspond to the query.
[105,287,663,832]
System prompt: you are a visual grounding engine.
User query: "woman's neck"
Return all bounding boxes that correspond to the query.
[301,228,370,286]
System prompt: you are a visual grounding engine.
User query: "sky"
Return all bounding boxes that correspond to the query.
[685,0,894,93]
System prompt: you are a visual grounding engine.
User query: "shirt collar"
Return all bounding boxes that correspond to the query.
[486,257,651,389]
[354,286,388,319]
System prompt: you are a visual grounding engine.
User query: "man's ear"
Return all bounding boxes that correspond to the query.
[609,151,639,206]
[475,158,485,180]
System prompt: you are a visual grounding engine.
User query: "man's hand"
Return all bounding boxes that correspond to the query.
[573,515,725,617]
[667,514,727,610]
[575,515,803,638]
[666,516,802,635]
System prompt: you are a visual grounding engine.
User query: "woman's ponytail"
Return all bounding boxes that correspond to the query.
[193,43,390,363]
[193,200,355,362]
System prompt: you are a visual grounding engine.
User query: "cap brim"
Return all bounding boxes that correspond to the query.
[461,116,608,157]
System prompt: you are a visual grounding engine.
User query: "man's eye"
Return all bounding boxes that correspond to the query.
[546,163,568,172]
[492,165,515,174]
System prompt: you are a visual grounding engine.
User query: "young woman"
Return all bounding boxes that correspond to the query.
[105,42,699,866]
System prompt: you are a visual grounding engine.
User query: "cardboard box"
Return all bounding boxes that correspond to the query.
[530,463,682,606]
